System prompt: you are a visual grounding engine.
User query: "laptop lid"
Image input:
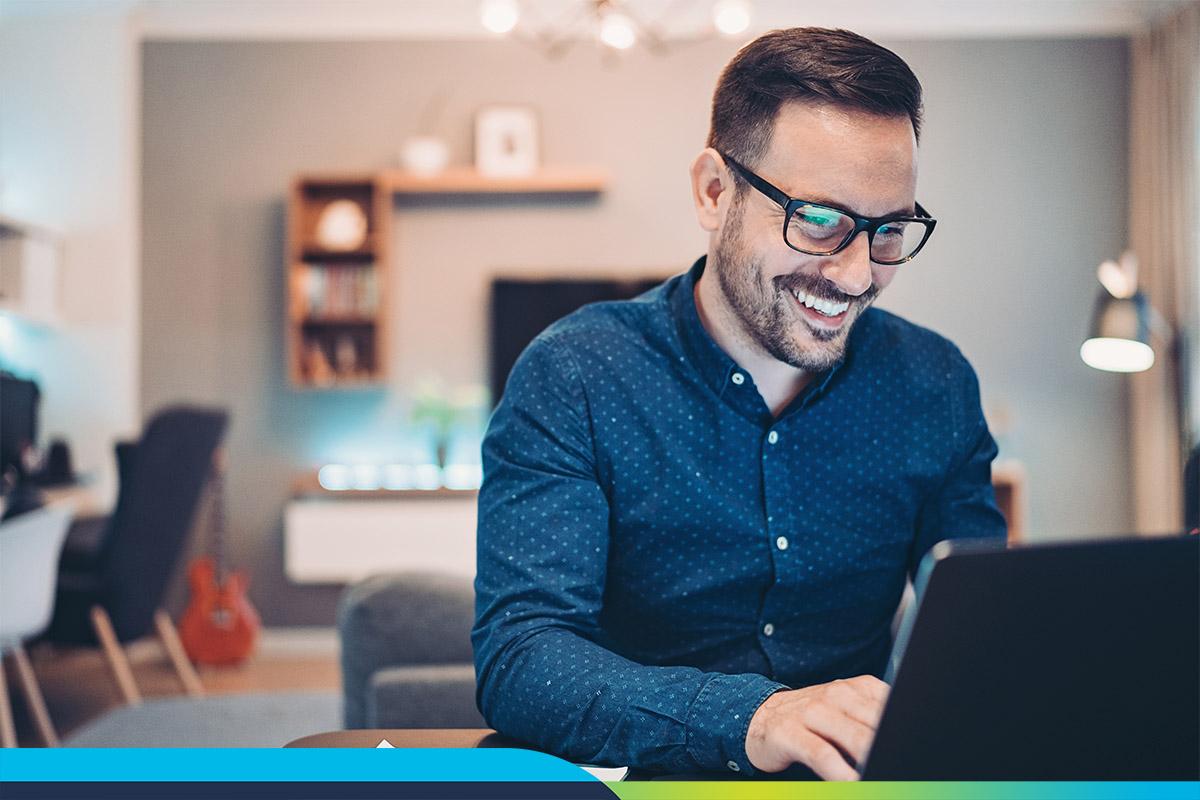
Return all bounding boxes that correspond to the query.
[862,534,1199,780]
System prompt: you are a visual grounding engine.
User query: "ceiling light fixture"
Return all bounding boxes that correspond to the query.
[480,0,521,34]
[712,0,751,36]
[599,9,638,50]
[479,0,753,59]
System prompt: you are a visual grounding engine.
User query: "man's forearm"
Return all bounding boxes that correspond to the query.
[475,622,786,774]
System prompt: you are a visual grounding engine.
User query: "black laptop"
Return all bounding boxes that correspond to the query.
[861,534,1199,780]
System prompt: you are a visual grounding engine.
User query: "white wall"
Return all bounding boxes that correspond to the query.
[0,7,141,505]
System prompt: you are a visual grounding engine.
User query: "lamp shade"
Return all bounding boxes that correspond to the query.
[1080,291,1155,373]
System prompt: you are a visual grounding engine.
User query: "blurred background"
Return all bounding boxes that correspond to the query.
[0,0,1196,748]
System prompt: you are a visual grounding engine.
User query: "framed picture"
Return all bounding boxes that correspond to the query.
[475,106,539,177]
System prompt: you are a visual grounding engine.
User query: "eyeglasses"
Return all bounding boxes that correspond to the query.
[722,154,937,266]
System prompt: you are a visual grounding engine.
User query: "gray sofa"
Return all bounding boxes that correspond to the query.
[339,570,915,732]
[338,571,485,729]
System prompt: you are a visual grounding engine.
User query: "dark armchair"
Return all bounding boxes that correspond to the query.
[46,406,228,703]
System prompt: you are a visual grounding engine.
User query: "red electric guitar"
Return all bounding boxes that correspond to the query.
[180,452,260,665]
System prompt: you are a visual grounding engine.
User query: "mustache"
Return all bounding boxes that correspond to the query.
[776,274,879,307]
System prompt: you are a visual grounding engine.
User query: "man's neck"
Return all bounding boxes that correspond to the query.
[693,270,814,417]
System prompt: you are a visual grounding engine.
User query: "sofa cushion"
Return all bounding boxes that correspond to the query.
[367,664,484,729]
[338,572,476,729]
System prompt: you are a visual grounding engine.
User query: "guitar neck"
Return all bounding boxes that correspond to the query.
[210,462,228,584]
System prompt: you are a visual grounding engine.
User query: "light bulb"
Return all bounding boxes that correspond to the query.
[480,0,519,35]
[317,464,351,491]
[383,464,414,491]
[1080,338,1155,373]
[713,0,750,36]
[599,12,637,50]
[352,464,381,491]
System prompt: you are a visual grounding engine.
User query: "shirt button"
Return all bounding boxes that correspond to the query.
[731,372,745,385]
[726,760,741,772]
[767,430,779,445]
[776,536,788,551]
[763,623,775,636]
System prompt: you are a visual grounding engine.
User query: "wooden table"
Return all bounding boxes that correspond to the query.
[284,729,748,781]
[42,481,109,518]
[288,728,632,796]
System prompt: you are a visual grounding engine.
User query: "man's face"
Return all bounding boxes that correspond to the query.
[712,101,918,371]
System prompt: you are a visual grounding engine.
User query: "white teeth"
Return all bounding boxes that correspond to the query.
[792,288,849,317]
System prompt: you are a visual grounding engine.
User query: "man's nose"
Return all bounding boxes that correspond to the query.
[819,231,873,297]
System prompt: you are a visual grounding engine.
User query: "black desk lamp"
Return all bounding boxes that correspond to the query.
[1081,250,1164,373]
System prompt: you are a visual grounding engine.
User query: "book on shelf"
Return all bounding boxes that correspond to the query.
[301,263,379,319]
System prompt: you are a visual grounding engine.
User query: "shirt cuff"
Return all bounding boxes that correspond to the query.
[684,672,789,776]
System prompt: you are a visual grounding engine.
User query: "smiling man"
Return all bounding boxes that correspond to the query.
[472,27,1006,780]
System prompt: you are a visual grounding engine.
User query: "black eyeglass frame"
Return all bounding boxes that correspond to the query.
[722,154,937,265]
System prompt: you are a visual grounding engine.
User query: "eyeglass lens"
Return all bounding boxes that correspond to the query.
[786,204,928,263]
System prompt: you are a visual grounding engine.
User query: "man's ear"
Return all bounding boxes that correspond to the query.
[690,148,731,233]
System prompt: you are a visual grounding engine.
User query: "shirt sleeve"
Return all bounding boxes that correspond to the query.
[472,333,786,775]
[909,348,1009,576]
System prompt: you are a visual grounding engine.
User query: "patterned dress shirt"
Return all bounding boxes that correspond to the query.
[472,256,1006,776]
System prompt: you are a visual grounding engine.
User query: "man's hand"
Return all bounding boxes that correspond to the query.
[745,676,890,780]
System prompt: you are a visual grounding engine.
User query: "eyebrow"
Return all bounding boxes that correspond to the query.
[798,194,916,219]
[725,154,917,219]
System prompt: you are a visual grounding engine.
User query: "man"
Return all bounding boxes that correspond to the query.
[472,27,1006,780]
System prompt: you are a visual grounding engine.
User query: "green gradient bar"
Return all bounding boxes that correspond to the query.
[609,782,1199,800]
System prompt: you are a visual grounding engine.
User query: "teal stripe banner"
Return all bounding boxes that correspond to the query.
[0,747,594,782]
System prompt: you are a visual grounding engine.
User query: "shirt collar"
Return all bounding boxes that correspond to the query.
[668,255,861,420]
[670,256,741,400]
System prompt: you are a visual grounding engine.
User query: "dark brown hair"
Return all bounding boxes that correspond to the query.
[708,27,923,171]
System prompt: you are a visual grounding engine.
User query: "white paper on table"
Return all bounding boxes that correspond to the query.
[576,765,629,781]
[373,739,624,780]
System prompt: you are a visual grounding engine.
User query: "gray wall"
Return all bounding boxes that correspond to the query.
[142,37,1130,625]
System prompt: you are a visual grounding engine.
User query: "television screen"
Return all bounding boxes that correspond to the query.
[489,276,667,406]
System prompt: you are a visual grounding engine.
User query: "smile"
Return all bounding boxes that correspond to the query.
[790,288,850,323]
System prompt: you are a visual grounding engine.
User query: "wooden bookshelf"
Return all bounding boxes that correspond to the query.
[383,167,608,195]
[285,167,607,389]
[286,175,391,388]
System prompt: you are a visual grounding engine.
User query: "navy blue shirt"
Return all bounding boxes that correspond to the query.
[473,256,1006,775]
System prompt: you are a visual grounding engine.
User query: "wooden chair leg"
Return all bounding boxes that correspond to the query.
[89,606,142,706]
[153,610,204,698]
[11,645,58,747]
[0,655,17,747]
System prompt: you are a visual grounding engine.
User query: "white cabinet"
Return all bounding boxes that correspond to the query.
[284,494,477,584]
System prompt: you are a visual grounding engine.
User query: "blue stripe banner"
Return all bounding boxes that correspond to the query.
[0,747,596,782]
